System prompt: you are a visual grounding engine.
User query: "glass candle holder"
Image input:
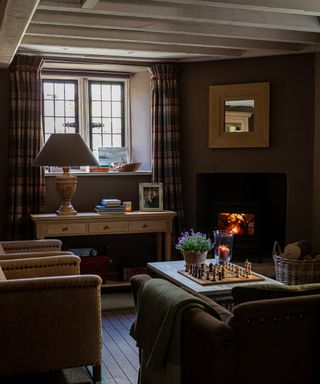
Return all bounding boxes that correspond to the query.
[123,201,132,212]
[213,230,234,263]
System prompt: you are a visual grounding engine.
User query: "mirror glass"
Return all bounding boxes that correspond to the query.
[224,99,254,133]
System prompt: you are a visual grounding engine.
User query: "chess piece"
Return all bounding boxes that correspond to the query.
[236,267,240,278]
[209,263,213,272]
[218,271,222,280]
[206,271,210,280]
[212,271,216,281]
[222,266,225,279]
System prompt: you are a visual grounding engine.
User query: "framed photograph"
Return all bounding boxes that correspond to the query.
[139,182,163,211]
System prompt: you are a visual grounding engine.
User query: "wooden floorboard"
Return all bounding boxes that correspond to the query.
[102,308,139,384]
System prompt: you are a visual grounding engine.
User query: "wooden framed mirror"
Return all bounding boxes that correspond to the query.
[208,82,270,148]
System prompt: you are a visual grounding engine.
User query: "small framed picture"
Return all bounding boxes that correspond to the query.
[139,182,163,211]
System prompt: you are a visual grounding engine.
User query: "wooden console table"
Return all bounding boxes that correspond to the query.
[31,211,177,261]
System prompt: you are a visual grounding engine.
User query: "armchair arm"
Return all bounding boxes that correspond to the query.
[181,308,236,383]
[0,255,80,279]
[0,275,102,376]
[0,251,73,261]
[1,239,62,253]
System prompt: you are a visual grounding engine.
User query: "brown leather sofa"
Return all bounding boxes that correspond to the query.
[131,274,320,384]
[0,254,102,382]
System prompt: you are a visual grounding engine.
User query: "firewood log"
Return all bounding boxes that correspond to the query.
[284,241,311,259]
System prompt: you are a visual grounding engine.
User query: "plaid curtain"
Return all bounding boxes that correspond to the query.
[6,55,46,240]
[149,64,184,237]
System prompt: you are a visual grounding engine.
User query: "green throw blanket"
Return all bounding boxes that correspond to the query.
[130,278,218,384]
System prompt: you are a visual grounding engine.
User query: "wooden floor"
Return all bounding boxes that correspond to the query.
[101,308,139,384]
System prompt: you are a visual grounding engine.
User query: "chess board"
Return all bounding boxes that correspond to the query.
[178,262,265,285]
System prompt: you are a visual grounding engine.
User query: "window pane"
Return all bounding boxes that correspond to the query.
[113,134,122,147]
[45,134,51,143]
[112,118,122,133]
[102,102,111,116]
[54,83,64,99]
[91,119,102,133]
[91,101,101,117]
[55,100,64,116]
[92,134,102,151]
[65,120,76,133]
[88,80,125,151]
[55,117,65,133]
[102,118,111,133]
[44,100,54,116]
[102,84,111,100]
[112,102,121,117]
[102,134,111,147]
[112,85,121,101]
[43,83,54,99]
[42,79,78,140]
[44,117,54,133]
[91,84,101,100]
[65,83,75,100]
[65,100,75,116]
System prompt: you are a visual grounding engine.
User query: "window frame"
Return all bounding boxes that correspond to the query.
[41,74,131,164]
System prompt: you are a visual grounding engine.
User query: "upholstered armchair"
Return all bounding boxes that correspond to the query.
[0,255,102,382]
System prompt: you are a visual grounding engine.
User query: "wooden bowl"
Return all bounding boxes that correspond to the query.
[113,162,142,172]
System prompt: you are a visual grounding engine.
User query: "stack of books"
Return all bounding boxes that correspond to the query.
[95,199,125,214]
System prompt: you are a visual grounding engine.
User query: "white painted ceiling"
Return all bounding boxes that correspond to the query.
[1,0,320,68]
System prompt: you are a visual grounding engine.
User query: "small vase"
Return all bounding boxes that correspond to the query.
[183,251,208,267]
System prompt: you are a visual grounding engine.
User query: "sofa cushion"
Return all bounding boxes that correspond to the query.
[0,266,7,280]
[232,283,320,305]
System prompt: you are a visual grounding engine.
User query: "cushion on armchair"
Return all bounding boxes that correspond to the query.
[232,283,320,305]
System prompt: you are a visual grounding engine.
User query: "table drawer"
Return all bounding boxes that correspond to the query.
[89,221,127,233]
[128,220,165,232]
[46,223,86,235]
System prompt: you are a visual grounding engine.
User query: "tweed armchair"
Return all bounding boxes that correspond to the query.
[0,255,102,382]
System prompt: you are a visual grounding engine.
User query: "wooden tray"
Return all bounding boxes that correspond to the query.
[178,264,265,285]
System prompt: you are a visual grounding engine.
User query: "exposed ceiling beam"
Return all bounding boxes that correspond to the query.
[38,0,320,33]
[32,10,320,45]
[0,0,9,31]
[153,0,320,16]
[81,0,99,9]
[26,23,304,52]
[21,34,244,58]
[0,0,39,68]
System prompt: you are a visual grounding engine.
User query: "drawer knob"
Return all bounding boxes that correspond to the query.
[143,223,148,228]
[62,227,69,232]
[103,225,109,230]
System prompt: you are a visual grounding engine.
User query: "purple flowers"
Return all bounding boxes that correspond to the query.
[176,229,213,254]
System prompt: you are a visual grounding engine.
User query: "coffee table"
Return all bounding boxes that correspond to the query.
[147,258,283,300]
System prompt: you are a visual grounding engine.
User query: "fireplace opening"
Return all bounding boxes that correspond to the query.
[196,173,287,261]
[218,212,255,235]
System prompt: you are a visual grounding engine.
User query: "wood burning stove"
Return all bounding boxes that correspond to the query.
[212,201,262,261]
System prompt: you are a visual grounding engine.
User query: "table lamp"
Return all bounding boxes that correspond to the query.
[33,133,99,215]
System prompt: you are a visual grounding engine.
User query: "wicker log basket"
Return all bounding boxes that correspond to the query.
[273,241,320,285]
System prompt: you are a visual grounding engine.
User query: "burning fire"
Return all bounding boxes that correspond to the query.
[218,212,255,235]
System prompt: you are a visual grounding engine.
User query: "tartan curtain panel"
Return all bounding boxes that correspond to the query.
[7,55,46,240]
[149,64,184,236]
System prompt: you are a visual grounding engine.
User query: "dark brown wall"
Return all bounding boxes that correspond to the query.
[180,53,315,244]
[0,69,9,239]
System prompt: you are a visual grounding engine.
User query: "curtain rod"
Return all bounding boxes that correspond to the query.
[42,68,131,78]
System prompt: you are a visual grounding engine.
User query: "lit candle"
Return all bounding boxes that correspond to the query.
[218,245,230,261]
[123,201,132,212]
